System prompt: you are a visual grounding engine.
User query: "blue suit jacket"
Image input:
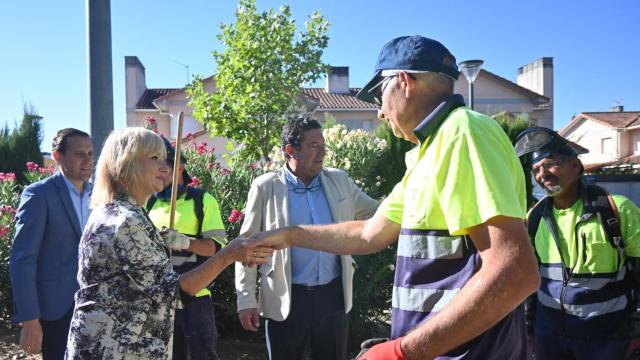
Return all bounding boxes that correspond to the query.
[10,172,87,322]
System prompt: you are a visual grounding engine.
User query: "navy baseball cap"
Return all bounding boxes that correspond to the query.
[161,136,192,184]
[161,136,186,164]
[356,35,460,104]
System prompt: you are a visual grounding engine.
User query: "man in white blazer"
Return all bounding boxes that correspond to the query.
[235,117,378,360]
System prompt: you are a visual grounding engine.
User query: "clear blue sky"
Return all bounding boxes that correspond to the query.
[1,0,638,152]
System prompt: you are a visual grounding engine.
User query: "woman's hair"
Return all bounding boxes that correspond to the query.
[91,127,165,208]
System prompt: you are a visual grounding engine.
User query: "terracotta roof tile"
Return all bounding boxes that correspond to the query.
[135,88,180,109]
[301,88,378,110]
[581,112,640,129]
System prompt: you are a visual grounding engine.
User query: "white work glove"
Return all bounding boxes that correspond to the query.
[159,228,191,251]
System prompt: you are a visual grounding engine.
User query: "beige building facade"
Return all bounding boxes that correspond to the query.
[125,56,554,146]
[125,56,227,155]
[559,106,640,170]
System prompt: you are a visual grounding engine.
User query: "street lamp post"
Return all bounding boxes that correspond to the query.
[458,60,484,110]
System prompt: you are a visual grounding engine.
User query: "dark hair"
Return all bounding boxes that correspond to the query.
[281,117,322,159]
[52,128,90,154]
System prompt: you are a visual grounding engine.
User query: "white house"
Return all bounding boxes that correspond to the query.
[559,105,640,171]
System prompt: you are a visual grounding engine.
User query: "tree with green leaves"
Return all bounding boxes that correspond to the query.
[0,105,44,183]
[187,0,329,161]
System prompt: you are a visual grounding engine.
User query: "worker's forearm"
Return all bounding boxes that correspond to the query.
[287,220,379,255]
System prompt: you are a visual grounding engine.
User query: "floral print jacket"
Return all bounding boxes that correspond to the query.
[66,194,180,359]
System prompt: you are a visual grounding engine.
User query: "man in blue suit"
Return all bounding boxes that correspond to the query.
[10,128,93,359]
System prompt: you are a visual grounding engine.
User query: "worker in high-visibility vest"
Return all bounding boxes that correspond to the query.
[147,137,227,360]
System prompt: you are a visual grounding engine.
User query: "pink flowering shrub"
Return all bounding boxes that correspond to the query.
[174,142,262,332]
[0,172,20,326]
[180,141,262,240]
[24,162,55,184]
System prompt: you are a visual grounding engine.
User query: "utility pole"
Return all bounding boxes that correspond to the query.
[87,0,114,157]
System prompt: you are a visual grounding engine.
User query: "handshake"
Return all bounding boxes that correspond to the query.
[160,228,278,266]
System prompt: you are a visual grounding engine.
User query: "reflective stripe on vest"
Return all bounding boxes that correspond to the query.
[538,263,628,318]
[392,228,480,338]
[171,250,197,267]
[541,264,626,290]
[537,288,627,318]
[392,287,460,312]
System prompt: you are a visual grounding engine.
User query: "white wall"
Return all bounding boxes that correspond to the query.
[454,72,536,119]
[621,128,640,156]
[127,110,172,137]
[563,118,620,165]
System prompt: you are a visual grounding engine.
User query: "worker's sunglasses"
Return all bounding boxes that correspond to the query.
[368,73,416,106]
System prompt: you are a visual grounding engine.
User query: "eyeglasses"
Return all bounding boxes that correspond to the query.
[368,73,416,106]
[530,158,566,174]
[290,184,322,194]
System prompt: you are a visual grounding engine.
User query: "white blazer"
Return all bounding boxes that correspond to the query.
[235,167,379,321]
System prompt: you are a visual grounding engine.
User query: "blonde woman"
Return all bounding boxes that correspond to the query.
[65,128,271,359]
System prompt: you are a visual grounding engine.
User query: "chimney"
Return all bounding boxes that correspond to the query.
[517,57,553,99]
[610,105,624,112]
[325,66,350,94]
[125,56,147,113]
[517,57,554,128]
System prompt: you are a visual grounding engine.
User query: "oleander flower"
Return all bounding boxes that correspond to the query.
[0,225,10,240]
[26,161,38,172]
[144,115,158,131]
[0,173,16,182]
[189,176,202,187]
[196,142,208,155]
[227,209,244,223]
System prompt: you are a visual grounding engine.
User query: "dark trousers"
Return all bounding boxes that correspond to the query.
[534,322,628,360]
[265,278,348,360]
[41,305,73,360]
[173,295,220,360]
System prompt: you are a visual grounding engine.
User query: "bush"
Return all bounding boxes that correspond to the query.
[177,138,264,337]
[321,125,395,343]
[493,114,535,205]
[371,124,415,198]
[0,173,19,327]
